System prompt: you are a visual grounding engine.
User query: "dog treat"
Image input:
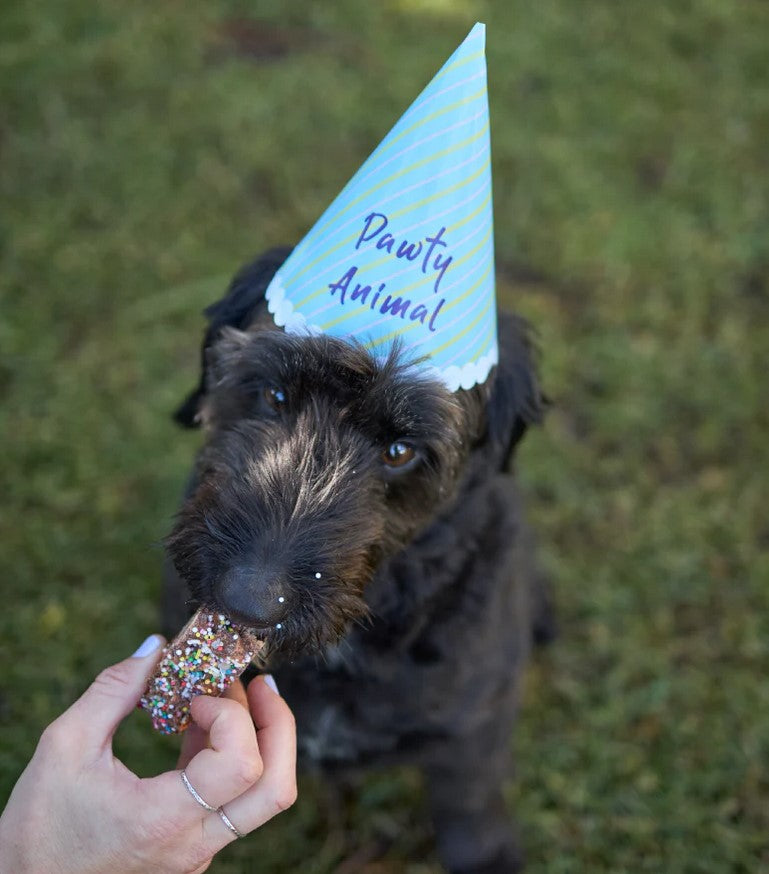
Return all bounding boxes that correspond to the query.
[140,608,264,734]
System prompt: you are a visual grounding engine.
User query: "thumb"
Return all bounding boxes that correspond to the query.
[59,634,165,748]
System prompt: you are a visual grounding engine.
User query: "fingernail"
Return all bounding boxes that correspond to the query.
[131,634,164,658]
[263,674,279,695]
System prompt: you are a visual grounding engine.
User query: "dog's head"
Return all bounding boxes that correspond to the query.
[167,249,544,656]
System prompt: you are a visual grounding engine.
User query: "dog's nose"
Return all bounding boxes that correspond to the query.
[217,562,290,628]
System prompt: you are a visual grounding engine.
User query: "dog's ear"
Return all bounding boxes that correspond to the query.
[174,247,292,427]
[482,312,547,471]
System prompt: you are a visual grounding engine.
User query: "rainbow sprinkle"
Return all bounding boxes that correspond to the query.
[140,609,263,734]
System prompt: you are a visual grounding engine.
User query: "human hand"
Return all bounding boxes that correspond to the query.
[0,635,297,874]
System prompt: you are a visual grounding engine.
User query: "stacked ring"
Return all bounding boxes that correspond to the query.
[180,769,244,839]
[216,806,244,839]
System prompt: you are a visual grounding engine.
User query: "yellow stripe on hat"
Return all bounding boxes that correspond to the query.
[428,269,493,358]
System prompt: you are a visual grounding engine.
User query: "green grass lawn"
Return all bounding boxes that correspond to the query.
[2,1,768,871]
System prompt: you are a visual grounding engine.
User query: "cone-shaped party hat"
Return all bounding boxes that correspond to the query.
[265,23,497,391]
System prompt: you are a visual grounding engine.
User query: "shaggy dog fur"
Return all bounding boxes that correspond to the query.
[162,247,553,873]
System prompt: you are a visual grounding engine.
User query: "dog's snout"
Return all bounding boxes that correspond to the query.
[217,561,290,629]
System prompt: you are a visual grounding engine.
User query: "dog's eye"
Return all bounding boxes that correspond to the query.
[382,441,416,468]
[263,387,287,411]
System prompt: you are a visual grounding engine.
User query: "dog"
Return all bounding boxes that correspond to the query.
[161,246,552,873]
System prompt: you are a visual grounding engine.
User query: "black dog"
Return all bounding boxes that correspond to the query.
[162,247,552,873]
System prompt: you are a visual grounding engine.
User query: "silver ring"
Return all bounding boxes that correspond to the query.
[217,805,244,839]
[180,769,217,812]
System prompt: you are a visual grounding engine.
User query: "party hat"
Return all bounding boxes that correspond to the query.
[265,22,497,392]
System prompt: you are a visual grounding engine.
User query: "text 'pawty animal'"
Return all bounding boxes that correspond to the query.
[327,212,453,332]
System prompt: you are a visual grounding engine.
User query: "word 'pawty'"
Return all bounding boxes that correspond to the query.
[355,212,453,294]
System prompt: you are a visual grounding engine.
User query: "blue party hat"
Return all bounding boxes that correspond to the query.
[265,23,497,391]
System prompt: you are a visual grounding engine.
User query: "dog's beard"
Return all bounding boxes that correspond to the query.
[166,511,379,659]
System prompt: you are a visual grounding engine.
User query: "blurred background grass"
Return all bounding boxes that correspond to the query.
[1,0,767,871]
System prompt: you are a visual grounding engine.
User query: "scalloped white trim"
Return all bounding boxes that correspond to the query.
[421,343,498,391]
[266,276,322,335]
[265,276,497,390]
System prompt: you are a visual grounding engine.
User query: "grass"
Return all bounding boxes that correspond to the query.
[1,0,768,871]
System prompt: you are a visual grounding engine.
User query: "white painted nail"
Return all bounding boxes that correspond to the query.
[131,634,164,658]
[263,674,279,695]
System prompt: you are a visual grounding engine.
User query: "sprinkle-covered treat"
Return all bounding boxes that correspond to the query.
[140,608,264,734]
